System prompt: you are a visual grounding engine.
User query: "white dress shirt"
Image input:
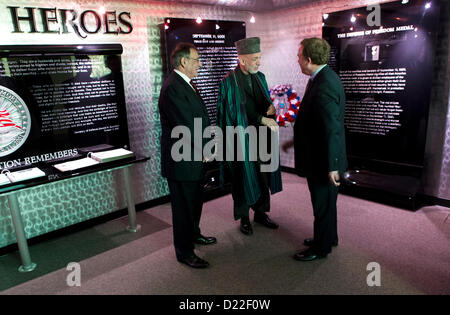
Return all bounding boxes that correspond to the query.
[174,69,195,91]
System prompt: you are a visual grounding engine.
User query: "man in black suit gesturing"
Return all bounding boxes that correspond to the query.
[158,43,216,268]
[284,38,347,261]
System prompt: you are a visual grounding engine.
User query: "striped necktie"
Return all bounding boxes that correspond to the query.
[190,80,202,98]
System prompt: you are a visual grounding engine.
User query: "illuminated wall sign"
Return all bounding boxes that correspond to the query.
[7,6,133,39]
[0,85,31,157]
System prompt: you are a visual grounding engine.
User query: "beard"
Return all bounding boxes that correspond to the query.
[245,65,258,74]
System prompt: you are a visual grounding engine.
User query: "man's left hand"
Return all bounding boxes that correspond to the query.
[203,142,218,163]
[261,117,279,132]
[328,171,340,187]
[266,105,276,116]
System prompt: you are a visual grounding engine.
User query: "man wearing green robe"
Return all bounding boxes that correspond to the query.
[217,37,283,235]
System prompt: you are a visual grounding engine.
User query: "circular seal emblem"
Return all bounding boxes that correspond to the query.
[0,85,31,157]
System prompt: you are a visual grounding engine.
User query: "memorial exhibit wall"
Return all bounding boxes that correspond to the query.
[251,0,449,201]
[0,44,130,165]
[162,18,246,125]
[0,0,448,249]
[0,0,251,248]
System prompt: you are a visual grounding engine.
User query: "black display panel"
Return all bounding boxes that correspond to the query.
[323,0,440,170]
[162,18,246,125]
[0,44,129,170]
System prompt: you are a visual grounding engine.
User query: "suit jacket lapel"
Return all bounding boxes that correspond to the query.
[254,73,273,104]
[173,71,210,121]
[173,71,198,99]
[302,78,315,105]
[302,65,329,106]
[231,66,246,106]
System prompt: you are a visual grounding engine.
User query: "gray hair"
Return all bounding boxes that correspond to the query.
[170,42,197,69]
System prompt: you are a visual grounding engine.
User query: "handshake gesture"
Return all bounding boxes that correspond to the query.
[262,104,278,132]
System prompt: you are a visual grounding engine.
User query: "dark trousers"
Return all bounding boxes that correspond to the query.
[231,163,270,220]
[306,176,339,256]
[167,180,204,259]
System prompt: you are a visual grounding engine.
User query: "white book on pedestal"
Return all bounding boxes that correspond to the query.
[0,173,10,186]
[53,157,100,172]
[4,167,46,183]
[89,148,134,163]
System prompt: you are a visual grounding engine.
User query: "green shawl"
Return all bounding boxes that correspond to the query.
[217,67,283,205]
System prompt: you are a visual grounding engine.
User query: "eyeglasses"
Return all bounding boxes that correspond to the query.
[187,57,201,63]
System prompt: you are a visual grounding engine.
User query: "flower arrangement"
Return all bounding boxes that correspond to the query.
[270,84,301,127]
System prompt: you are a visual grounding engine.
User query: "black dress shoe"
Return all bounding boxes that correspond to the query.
[240,217,253,235]
[254,213,279,229]
[194,235,217,245]
[303,238,338,247]
[177,254,209,268]
[293,249,326,262]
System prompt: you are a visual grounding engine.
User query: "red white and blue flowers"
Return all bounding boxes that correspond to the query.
[270,84,301,127]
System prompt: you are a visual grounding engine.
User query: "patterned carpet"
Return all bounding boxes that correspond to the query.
[1,172,449,295]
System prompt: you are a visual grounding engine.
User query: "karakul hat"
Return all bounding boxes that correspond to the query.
[235,37,261,55]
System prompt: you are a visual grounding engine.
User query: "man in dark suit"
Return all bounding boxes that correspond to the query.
[158,43,216,268]
[283,38,347,261]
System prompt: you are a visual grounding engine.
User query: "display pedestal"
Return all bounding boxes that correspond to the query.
[341,169,421,210]
[6,193,37,273]
[1,157,148,272]
[122,166,141,233]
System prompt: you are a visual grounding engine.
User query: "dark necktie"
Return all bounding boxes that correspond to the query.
[190,79,209,119]
[303,78,313,99]
[305,78,312,93]
[190,80,202,98]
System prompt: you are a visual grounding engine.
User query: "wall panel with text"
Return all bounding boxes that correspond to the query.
[323,0,440,172]
[162,18,245,125]
[0,44,129,170]
[323,0,441,207]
